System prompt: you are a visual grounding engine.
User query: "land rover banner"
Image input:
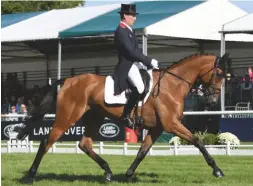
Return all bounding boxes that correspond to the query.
[1,115,125,141]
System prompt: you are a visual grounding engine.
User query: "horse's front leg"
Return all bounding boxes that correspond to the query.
[169,119,224,178]
[126,127,162,181]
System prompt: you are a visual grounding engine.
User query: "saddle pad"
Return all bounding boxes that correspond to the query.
[104,69,153,106]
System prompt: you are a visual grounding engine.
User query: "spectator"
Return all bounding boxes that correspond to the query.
[225,73,233,105]
[10,95,17,106]
[32,85,42,106]
[1,96,10,114]
[27,99,35,114]
[10,105,16,113]
[20,104,27,113]
[16,97,25,113]
[230,74,242,105]
[241,74,253,102]
[4,73,22,98]
[243,67,253,82]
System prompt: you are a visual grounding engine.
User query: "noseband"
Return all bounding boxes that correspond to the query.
[199,66,223,97]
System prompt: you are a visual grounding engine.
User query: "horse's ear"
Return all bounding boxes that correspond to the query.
[221,53,230,62]
[218,53,230,72]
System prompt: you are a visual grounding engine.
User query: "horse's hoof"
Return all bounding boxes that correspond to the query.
[25,178,34,185]
[104,172,112,182]
[126,175,137,183]
[126,172,137,183]
[213,169,225,178]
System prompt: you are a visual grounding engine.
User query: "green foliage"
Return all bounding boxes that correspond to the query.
[175,132,219,145]
[202,133,218,145]
[1,1,84,14]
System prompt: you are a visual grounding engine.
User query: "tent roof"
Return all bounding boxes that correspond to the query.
[1,11,46,28]
[146,0,253,42]
[1,4,121,42]
[59,1,203,38]
[221,13,253,34]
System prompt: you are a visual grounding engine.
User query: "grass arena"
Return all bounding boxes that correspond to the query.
[2,153,253,186]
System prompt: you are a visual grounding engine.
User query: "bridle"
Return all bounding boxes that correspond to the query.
[152,57,224,98]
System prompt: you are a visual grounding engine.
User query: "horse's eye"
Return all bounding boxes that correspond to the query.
[217,73,224,78]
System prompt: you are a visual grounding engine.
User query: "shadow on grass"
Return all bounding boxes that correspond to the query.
[18,171,160,184]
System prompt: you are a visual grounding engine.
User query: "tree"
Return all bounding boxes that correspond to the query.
[1,1,84,14]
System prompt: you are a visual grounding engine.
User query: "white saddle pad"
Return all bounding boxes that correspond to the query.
[104,69,153,106]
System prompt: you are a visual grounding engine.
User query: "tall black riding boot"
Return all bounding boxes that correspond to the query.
[120,89,141,128]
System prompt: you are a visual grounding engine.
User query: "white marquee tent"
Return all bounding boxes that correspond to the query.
[146,0,253,42]
[222,12,253,34]
[1,4,121,42]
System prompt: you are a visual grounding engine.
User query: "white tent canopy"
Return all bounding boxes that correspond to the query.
[1,4,120,42]
[146,0,253,42]
[222,13,253,33]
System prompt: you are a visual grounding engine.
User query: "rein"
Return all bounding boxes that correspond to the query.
[152,68,194,98]
[152,59,222,98]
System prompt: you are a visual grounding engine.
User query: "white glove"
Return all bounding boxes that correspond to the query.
[151,59,159,69]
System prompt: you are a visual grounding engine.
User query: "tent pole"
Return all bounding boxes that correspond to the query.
[142,33,148,141]
[57,40,62,91]
[220,33,226,112]
[142,33,147,55]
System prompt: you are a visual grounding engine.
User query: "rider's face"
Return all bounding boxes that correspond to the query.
[124,14,136,27]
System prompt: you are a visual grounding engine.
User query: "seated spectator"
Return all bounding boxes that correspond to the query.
[10,95,17,106]
[16,97,26,113]
[32,85,42,106]
[1,96,10,114]
[10,105,16,113]
[27,99,35,114]
[20,104,27,113]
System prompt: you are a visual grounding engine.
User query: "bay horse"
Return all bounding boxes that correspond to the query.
[17,53,229,184]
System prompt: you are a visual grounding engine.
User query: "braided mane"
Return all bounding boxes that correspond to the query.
[165,53,216,70]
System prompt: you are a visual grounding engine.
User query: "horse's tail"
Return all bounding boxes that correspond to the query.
[29,79,65,117]
[16,78,65,140]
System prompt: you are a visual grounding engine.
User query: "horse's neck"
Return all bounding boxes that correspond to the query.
[163,58,206,97]
[171,60,201,85]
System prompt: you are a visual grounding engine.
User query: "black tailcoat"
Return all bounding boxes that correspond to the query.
[113,22,152,95]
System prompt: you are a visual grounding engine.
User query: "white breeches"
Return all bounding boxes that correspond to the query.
[128,63,145,94]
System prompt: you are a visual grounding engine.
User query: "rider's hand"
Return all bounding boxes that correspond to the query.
[151,59,159,69]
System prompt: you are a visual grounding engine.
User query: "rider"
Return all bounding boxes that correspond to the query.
[114,4,159,128]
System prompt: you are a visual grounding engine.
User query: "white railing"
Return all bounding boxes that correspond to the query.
[183,110,253,115]
[1,141,253,156]
[1,110,253,118]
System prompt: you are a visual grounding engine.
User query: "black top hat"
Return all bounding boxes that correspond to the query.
[117,4,138,15]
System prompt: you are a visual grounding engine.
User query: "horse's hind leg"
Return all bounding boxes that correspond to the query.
[27,121,69,183]
[169,119,224,178]
[27,101,88,183]
[126,127,163,181]
[79,136,112,181]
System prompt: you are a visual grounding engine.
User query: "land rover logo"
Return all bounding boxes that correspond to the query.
[99,123,119,138]
[3,123,24,138]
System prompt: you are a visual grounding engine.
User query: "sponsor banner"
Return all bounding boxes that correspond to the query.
[1,116,25,140]
[96,121,124,141]
[1,116,125,141]
[220,118,253,141]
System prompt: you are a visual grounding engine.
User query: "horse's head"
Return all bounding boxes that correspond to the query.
[199,53,229,105]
